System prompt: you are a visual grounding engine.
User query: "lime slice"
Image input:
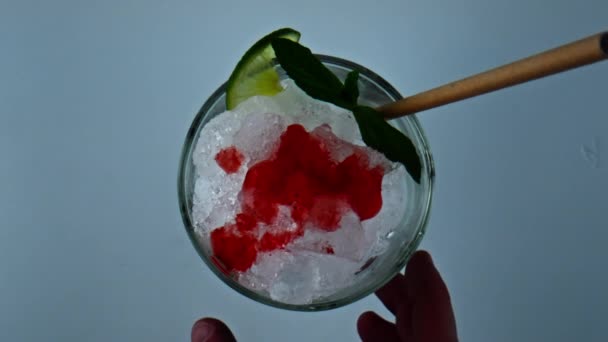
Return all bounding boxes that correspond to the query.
[226,28,301,110]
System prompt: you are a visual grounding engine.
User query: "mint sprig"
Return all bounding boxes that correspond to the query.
[271,39,355,110]
[352,106,422,182]
[271,38,422,183]
[341,70,360,105]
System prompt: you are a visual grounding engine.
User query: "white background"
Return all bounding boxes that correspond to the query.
[1,0,607,341]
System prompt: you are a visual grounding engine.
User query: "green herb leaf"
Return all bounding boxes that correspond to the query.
[341,70,360,104]
[271,38,354,110]
[353,106,422,183]
[272,37,422,183]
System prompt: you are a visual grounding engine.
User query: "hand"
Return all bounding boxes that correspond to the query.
[358,250,458,342]
[191,251,457,342]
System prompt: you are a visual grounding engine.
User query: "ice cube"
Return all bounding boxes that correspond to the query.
[273,80,363,144]
[233,112,287,165]
[193,168,245,234]
[269,251,360,304]
[192,109,249,232]
[239,250,293,293]
[192,177,213,228]
[310,124,355,163]
[289,210,369,262]
[362,165,408,255]
[255,205,299,239]
[193,111,243,176]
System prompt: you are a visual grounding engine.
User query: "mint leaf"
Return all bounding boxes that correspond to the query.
[353,106,422,183]
[271,38,354,110]
[341,70,359,104]
[272,38,423,183]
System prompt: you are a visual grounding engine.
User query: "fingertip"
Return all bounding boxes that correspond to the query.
[409,250,433,269]
[357,311,379,331]
[357,311,400,342]
[357,311,374,340]
[406,250,436,281]
[406,250,449,300]
[192,318,236,342]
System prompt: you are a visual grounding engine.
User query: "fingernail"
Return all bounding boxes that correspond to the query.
[192,320,215,342]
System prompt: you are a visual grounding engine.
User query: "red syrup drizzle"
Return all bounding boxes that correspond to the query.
[211,124,384,272]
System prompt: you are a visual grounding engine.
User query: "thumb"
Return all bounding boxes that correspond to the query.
[192,318,237,342]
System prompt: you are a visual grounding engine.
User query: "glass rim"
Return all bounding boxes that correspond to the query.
[177,54,435,311]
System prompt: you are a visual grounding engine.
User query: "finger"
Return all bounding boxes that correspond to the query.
[375,273,408,315]
[398,251,458,342]
[395,299,414,342]
[357,311,400,342]
[406,251,450,302]
[192,318,237,342]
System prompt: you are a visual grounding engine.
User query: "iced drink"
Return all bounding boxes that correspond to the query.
[191,80,408,304]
